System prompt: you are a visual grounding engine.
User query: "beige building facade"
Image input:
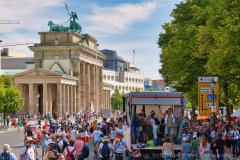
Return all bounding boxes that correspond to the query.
[13,32,111,115]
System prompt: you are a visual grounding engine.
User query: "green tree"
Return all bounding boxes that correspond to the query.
[111,89,123,110]
[158,0,240,119]
[0,75,23,125]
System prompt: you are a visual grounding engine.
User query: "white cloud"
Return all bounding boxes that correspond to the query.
[0,0,64,33]
[84,0,159,35]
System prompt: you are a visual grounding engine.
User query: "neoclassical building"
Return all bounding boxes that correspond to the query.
[13,32,111,115]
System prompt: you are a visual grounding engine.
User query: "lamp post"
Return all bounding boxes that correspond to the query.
[210,77,216,128]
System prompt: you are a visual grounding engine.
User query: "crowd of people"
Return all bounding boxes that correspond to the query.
[1,110,240,160]
[0,112,128,160]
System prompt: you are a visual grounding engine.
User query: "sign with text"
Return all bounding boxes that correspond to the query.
[102,109,111,119]
[198,76,219,115]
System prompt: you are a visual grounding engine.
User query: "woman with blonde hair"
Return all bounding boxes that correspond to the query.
[199,136,211,160]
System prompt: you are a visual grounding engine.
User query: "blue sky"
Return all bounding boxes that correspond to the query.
[0,0,183,79]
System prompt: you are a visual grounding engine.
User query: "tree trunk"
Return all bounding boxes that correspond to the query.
[3,105,6,126]
[192,105,196,118]
[223,81,230,120]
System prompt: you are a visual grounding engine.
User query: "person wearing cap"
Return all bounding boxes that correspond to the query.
[99,136,113,160]
[20,137,37,160]
[113,132,127,160]
[0,144,17,160]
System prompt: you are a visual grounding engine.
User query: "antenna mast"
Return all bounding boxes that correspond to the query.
[132,49,136,64]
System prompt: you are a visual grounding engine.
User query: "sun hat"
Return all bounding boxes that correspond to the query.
[26,137,33,142]
[103,136,109,142]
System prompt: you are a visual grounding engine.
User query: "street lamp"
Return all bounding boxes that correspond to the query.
[210,77,216,128]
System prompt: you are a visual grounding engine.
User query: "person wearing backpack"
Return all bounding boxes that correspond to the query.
[99,136,113,160]
[64,140,76,160]
[0,144,17,160]
[20,137,37,160]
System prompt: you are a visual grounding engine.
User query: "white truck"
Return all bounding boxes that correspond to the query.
[122,92,185,159]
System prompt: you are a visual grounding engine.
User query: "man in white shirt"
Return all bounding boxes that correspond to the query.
[20,137,37,160]
[229,127,239,158]
[70,126,77,141]
[92,126,103,143]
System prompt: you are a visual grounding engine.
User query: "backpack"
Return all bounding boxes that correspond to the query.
[82,143,89,158]
[101,142,110,158]
[154,118,160,125]
[0,151,10,160]
[65,147,75,160]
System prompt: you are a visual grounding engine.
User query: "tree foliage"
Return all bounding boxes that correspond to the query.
[111,89,123,110]
[158,0,240,118]
[0,76,23,124]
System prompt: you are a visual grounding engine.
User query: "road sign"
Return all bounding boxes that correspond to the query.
[198,77,218,83]
[206,103,216,108]
[200,88,212,93]
[198,76,219,115]
[207,94,216,99]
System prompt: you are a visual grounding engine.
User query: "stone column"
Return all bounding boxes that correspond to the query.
[62,84,66,115]
[48,84,52,113]
[57,83,62,115]
[73,85,76,112]
[80,62,86,111]
[70,85,73,113]
[85,63,91,111]
[43,83,48,114]
[29,83,34,114]
[99,67,103,112]
[90,65,96,112]
[66,85,70,113]
[95,66,99,113]
[75,60,81,113]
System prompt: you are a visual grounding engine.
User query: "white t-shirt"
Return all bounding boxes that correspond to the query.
[230,130,239,140]
[92,130,103,142]
[57,128,61,133]
[64,146,76,158]
[70,129,77,141]
[61,132,67,141]
[110,131,116,140]
[20,146,36,160]
[113,139,127,153]
[150,118,155,126]
[57,140,64,151]
[211,131,216,139]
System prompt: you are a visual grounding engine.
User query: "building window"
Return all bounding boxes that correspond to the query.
[126,78,128,82]
[107,75,110,80]
[111,75,114,80]
[103,75,106,80]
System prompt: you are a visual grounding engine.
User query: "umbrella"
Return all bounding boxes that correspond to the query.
[197,115,209,120]
[231,109,240,117]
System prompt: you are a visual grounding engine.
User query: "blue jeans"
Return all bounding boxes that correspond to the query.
[164,155,173,160]
[218,153,224,160]
[153,125,158,140]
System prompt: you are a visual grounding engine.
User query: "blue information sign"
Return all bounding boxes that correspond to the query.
[207,94,216,99]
